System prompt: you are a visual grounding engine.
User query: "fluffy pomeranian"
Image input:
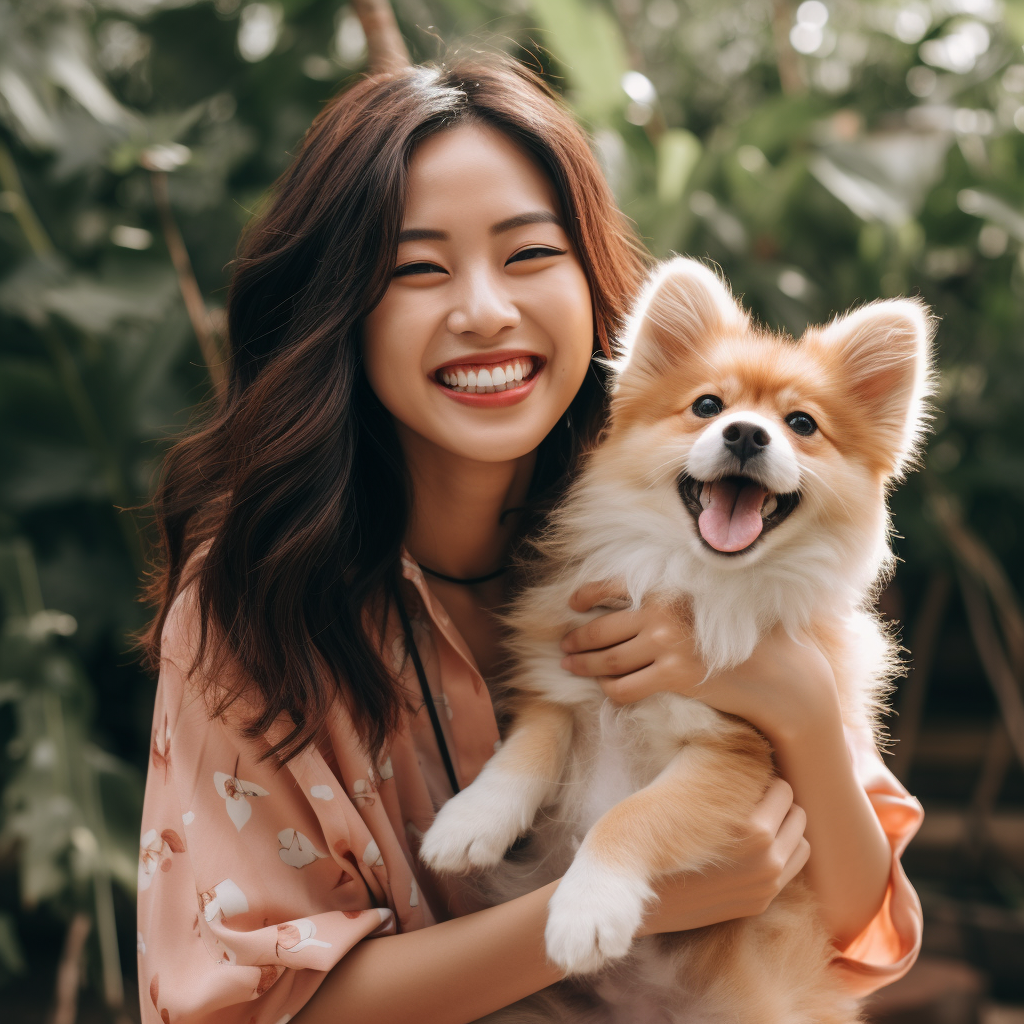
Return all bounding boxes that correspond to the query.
[420,257,933,1023]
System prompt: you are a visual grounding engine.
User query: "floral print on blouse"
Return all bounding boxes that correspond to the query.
[137,554,923,1022]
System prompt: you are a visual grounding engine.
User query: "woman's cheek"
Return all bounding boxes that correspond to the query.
[362,297,431,409]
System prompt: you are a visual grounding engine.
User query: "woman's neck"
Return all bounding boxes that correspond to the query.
[400,427,536,580]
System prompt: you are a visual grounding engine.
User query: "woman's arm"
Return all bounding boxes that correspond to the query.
[296,880,562,1024]
[295,779,808,1024]
[560,584,891,947]
[757,651,891,947]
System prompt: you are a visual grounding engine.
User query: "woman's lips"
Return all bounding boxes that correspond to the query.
[431,352,544,408]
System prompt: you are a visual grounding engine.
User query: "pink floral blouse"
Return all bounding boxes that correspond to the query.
[137,553,924,1022]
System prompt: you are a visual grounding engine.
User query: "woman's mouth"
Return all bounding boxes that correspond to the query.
[435,355,542,394]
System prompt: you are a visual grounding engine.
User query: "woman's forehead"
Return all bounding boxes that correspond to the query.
[401,122,561,230]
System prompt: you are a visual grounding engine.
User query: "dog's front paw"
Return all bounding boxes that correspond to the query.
[419,777,527,874]
[544,853,653,975]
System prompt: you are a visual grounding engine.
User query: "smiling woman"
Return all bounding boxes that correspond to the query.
[363,122,594,462]
[135,52,920,1024]
[142,57,644,767]
[136,55,654,1024]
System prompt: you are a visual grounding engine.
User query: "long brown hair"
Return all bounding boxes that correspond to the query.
[141,54,648,765]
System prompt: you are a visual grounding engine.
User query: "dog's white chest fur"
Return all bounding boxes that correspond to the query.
[576,693,728,834]
[577,704,636,834]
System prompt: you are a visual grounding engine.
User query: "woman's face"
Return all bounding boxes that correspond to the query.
[362,122,594,466]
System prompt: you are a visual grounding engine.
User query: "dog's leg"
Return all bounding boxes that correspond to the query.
[420,699,575,874]
[545,725,771,975]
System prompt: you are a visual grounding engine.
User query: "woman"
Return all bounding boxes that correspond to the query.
[137,56,922,1024]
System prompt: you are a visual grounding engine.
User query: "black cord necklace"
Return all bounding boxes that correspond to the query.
[419,563,509,586]
[393,582,461,795]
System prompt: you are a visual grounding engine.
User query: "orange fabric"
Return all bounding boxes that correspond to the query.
[831,725,924,996]
[137,557,923,1021]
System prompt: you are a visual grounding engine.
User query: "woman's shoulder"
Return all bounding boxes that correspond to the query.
[156,559,259,739]
[159,578,202,674]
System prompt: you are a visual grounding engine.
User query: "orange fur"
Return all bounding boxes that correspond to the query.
[582,723,772,877]
[494,699,575,781]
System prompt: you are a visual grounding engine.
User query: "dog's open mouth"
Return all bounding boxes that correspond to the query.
[677,475,800,555]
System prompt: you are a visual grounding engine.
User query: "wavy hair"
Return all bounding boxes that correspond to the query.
[141,55,648,764]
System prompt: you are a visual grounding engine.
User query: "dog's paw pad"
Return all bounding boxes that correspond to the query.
[544,856,651,975]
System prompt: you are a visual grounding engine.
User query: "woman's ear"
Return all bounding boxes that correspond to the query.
[613,257,748,390]
[804,298,936,479]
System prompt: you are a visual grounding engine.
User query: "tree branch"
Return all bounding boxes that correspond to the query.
[51,912,91,1024]
[932,491,1024,670]
[892,572,951,781]
[144,166,227,401]
[958,570,1024,772]
[770,0,804,96]
[353,0,411,73]
[926,490,1024,777]
[0,140,56,259]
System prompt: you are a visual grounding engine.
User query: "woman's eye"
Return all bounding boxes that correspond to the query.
[786,412,817,436]
[505,246,564,265]
[393,262,446,278]
[692,395,724,418]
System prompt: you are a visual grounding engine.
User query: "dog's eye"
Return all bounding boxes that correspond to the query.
[692,395,724,418]
[786,412,817,436]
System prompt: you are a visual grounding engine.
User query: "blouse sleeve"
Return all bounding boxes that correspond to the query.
[830,725,924,997]
[137,593,396,1024]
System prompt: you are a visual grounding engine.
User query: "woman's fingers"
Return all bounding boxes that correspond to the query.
[596,663,669,704]
[748,778,796,839]
[772,800,810,890]
[567,580,628,614]
[779,837,812,889]
[561,632,652,678]
[560,608,640,654]
[773,801,808,859]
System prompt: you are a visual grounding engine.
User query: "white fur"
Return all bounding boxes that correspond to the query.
[545,849,655,975]
[610,257,748,381]
[538,464,873,673]
[577,705,639,834]
[519,638,605,707]
[420,756,559,874]
[686,410,802,494]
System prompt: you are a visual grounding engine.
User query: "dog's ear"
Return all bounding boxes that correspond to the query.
[807,298,935,478]
[613,258,748,389]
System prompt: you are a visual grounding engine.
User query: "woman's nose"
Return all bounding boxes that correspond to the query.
[446,267,521,338]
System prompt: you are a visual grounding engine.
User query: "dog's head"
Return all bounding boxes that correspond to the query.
[601,258,934,571]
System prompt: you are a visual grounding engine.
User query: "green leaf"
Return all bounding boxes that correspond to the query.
[0,913,26,979]
[657,129,702,206]
[1004,0,1024,44]
[528,0,629,122]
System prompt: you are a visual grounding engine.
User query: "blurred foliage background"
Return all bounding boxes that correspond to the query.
[1,0,1024,1017]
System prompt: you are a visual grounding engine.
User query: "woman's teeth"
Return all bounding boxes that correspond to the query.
[440,358,534,393]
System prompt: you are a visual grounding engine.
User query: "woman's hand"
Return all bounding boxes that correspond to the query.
[639,778,810,935]
[559,581,840,745]
[561,581,893,947]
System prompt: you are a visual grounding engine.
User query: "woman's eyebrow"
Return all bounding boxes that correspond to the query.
[397,227,447,242]
[490,211,561,235]
[396,211,561,244]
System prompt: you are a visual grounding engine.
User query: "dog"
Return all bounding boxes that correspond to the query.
[420,257,933,1022]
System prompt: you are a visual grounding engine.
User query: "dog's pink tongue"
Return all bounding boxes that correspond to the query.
[698,479,767,552]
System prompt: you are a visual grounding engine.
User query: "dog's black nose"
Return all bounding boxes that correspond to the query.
[723,422,770,464]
